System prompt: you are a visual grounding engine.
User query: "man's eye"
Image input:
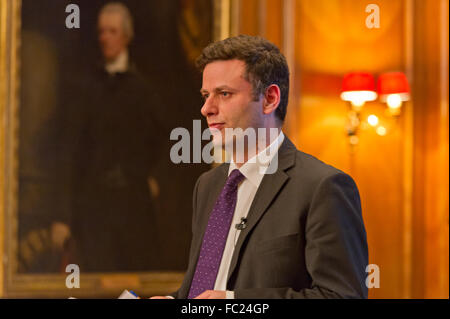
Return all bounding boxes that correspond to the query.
[221,91,230,97]
[202,94,209,101]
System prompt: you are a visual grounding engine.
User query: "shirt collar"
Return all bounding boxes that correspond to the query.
[105,49,129,74]
[228,131,285,187]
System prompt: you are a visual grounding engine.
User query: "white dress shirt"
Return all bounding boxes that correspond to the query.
[214,131,285,299]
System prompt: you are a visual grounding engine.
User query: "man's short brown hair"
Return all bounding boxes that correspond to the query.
[195,35,290,124]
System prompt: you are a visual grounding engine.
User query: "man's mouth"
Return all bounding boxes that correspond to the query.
[208,123,225,130]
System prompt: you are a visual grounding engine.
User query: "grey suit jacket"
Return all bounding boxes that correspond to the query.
[172,137,368,299]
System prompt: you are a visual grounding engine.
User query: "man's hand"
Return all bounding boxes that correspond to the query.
[194,290,226,299]
[51,222,71,250]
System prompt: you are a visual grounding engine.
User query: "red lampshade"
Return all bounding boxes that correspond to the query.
[342,72,376,92]
[377,72,410,98]
[341,72,377,108]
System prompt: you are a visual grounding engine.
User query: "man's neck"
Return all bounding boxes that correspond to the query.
[232,127,282,168]
[105,50,129,74]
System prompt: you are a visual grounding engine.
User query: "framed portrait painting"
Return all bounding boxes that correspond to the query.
[0,0,236,298]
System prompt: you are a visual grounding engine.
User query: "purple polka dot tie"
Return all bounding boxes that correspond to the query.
[188,169,245,299]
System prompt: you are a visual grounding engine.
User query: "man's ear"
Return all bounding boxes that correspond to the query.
[262,84,281,116]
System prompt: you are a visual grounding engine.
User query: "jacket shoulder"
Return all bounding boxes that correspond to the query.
[291,149,357,187]
[196,163,229,186]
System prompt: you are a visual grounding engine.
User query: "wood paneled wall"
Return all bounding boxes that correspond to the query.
[411,0,449,299]
[235,0,449,298]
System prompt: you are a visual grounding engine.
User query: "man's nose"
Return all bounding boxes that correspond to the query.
[201,96,218,118]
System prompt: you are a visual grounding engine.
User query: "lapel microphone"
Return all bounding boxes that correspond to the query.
[235,217,248,230]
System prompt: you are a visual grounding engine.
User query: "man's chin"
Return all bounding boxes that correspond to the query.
[212,135,237,151]
[102,51,120,62]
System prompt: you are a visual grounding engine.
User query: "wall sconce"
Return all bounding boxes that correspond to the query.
[341,71,410,145]
[377,72,410,116]
[340,72,378,112]
[340,72,378,145]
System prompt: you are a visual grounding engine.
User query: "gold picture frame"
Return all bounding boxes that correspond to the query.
[0,0,235,298]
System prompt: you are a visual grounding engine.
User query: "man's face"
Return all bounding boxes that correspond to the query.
[200,59,263,147]
[98,12,129,61]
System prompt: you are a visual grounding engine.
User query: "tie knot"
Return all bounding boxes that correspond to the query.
[226,169,245,188]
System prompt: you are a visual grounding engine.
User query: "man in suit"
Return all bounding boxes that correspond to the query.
[152,35,368,299]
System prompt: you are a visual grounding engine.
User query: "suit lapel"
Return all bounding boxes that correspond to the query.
[226,137,297,284]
